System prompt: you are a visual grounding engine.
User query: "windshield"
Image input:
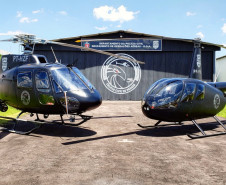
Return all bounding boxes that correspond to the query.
[72,67,94,90]
[148,80,183,108]
[144,79,168,97]
[51,67,87,92]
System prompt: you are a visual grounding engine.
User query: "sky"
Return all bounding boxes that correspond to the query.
[0,0,226,57]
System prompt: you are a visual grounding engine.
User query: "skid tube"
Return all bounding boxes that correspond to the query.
[53,114,93,126]
[0,111,41,135]
[137,121,182,129]
[187,116,226,139]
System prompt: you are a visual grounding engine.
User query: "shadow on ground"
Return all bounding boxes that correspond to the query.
[136,122,221,137]
[0,119,224,143]
[62,122,223,145]
[0,120,96,138]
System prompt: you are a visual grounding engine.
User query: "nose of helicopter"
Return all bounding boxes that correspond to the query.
[141,101,167,121]
[87,91,102,110]
[59,89,102,113]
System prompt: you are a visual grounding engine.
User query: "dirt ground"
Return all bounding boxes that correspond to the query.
[0,101,226,185]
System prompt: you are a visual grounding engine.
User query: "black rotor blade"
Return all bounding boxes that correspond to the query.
[50,41,145,64]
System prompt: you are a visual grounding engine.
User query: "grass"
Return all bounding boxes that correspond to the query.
[217,105,226,118]
[0,106,20,117]
[0,106,21,126]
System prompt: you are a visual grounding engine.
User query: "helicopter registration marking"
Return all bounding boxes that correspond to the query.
[13,55,29,62]
[21,90,30,105]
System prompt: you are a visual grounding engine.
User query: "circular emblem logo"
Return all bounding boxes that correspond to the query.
[101,53,141,94]
[213,94,220,109]
[153,41,160,49]
[2,57,8,71]
[21,90,30,105]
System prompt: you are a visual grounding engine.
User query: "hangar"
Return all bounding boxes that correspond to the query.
[216,55,226,82]
[34,30,220,100]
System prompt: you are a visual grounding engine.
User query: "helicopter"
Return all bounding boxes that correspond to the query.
[138,39,226,139]
[0,34,144,134]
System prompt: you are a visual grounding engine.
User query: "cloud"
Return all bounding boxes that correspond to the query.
[0,31,27,36]
[196,32,204,39]
[16,11,22,18]
[58,11,67,15]
[16,10,40,23]
[197,25,203,29]
[186,11,196,16]
[221,23,226,34]
[93,5,139,23]
[19,17,38,23]
[32,10,41,14]
[95,26,108,31]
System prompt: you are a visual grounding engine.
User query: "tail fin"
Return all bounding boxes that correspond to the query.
[189,39,202,80]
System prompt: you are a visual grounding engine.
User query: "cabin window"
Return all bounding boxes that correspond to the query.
[195,84,205,100]
[181,83,196,102]
[149,80,183,109]
[17,72,32,88]
[35,71,50,93]
[38,57,47,63]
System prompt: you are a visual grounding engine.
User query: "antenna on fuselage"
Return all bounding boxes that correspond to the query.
[51,46,59,63]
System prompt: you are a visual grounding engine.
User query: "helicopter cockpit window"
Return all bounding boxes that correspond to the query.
[51,67,87,93]
[35,71,50,93]
[148,81,183,109]
[72,67,94,90]
[17,72,32,88]
[195,84,205,100]
[181,83,196,102]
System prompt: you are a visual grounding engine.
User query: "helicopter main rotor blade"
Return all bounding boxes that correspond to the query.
[50,41,145,64]
[0,38,19,43]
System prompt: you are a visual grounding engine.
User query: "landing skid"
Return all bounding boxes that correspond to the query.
[74,115,92,126]
[187,116,226,139]
[0,111,41,135]
[0,112,92,135]
[56,114,92,126]
[137,121,182,128]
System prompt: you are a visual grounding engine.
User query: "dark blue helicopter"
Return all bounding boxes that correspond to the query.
[0,34,144,134]
[139,39,226,139]
[0,34,143,134]
[0,55,102,114]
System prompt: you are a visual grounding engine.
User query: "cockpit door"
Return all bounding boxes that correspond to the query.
[17,69,37,109]
[35,70,55,107]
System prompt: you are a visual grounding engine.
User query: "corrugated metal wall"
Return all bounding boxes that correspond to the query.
[34,34,218,101]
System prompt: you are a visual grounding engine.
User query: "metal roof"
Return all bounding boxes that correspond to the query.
[52,30,226,49]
